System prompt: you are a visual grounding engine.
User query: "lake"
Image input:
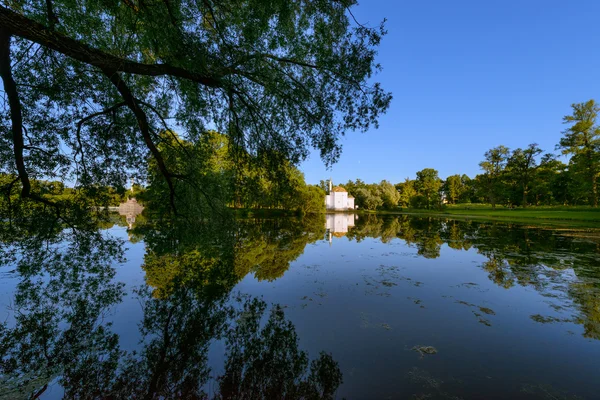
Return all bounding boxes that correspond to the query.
[1,213,599,399]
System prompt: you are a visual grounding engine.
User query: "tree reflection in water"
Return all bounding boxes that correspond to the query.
[1,211,600,398]
[0,214,340,399]
[346,214,600,340]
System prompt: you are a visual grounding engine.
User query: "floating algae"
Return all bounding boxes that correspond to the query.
[412,345,438,358]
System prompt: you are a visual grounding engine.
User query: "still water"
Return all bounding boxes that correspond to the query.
[1,213,599,399]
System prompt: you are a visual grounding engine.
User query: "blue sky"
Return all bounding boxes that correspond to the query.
[300,0,600,184]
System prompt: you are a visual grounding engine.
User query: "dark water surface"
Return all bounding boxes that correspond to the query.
[1,213,599,399]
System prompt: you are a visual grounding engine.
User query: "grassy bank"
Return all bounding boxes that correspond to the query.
[231,205,600,228]
[361,204,600,228]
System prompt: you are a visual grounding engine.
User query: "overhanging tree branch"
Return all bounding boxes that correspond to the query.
[75,102,128,180]
[0,31,67,219]
[45,0,59,29]
[0,28,30,198]
[100,68,179,214]
[0,5,223,88]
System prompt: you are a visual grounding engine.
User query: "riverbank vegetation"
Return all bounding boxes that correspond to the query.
[139,131,325,216]
[329,100,600,216]
[0,0,390,226]
[395,204,600,227]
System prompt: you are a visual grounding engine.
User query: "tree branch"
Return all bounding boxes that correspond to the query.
[45,0,59,29]
[100,68,179,214]
[0,34,68,218]
[0,5,223,88]
[0,28,30,198]
[75,102,127,181]
[121,0,139,12]
[136,100,192,158]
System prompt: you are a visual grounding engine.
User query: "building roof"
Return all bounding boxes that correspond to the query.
[348,195,354,199]
[331,186,347,192]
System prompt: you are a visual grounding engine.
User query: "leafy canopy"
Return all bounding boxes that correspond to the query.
[0,0,391,214]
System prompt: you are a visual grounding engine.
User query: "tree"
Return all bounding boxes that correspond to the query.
[479,146,510,209]
[144,130,233,216]
[377,180,400,209]
[506,144,543,207]
[459,174,475,203]
[558,100,600,207]
[443,174,464,204]
[396,178,416,208]
[317,180,329,193]
[530,154,564,205]
[354,188,382,210]
[342,179,366,200]
[0,1,391,216]
[415,168,442,209]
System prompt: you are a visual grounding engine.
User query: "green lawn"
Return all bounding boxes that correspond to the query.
[445,204,600,219]
[382,204,600,228]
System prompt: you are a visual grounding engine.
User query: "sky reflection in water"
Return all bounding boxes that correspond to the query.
[1,213,599,399]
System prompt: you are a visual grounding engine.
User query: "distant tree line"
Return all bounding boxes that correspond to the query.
[325,99,600,210]
[0,173,135,207]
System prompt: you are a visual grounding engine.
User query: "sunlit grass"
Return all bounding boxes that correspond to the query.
[442,204,600,221]
[370,203,600,227]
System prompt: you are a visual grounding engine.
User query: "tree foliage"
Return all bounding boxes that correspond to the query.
[443,174,463,204]
[479,146,510,209]
[141,131,324,216]
[396,178,416,207]
[377,180,400,209]
[0,0,391,217]
[414,168,442,209]
[505,144,543,208]
[558,100,600,207]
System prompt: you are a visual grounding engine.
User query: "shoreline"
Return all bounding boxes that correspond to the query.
[353,208,600,229]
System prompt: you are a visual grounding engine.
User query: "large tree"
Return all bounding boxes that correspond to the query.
[479,146,510,209]
[415,168,442,209]
[443,174,464,204]
[395,178,416,208]
[506,143,542,207]
[558,100,600,207]
[529,153,563,205]
[0,1,391,216]
[354,187,382,210]
[377,179,400,209]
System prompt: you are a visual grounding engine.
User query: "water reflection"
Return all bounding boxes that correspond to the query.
[0,214,341,399]
[325,213,356,244]
[117,198,144,229]
[1,213,600,398]
[346,214,600,339]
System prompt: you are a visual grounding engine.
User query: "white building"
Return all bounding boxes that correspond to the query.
[324,180,355,210]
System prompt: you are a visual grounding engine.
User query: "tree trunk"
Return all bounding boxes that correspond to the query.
[522,184,528,208]
[592,176,598,208]
[586,149,597,207]
[0,29,30,198]
[488,176,496,209]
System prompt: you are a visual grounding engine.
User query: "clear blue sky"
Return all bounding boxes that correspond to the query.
[300,0,600,185]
